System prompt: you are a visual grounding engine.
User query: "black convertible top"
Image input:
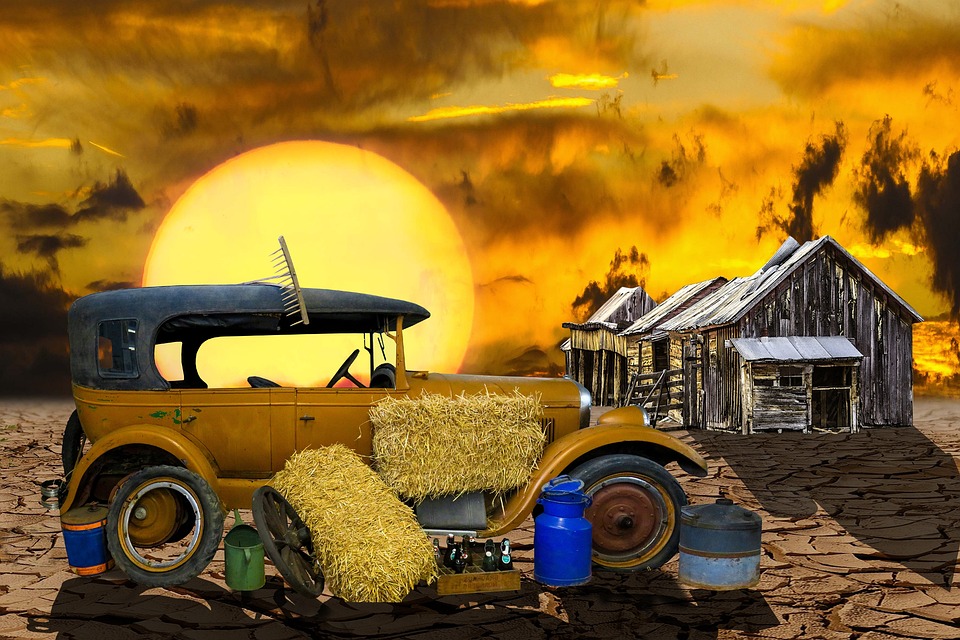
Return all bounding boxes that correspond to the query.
[68,283,430,390]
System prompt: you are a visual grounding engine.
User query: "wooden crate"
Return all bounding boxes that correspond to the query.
[435,566,521,596]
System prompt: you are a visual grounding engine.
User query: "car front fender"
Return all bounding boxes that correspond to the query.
[481,422,707,537]
[60,425,220,512]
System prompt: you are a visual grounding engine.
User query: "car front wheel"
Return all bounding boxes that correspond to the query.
[106,465,224,587]
[570,454,686,571]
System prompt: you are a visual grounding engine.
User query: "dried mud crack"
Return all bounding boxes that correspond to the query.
[3,398,960,639]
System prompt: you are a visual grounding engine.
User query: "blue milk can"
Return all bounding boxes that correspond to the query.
[678,498,762,590]
[534,476,592,587]
[61,504,113,576]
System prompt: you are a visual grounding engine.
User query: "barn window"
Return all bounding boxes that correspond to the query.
[813,366,849,387]
[652,339,669,372]
[779,366,803,387]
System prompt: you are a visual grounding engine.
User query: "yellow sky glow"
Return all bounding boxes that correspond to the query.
[549,73,626,90]
[0,137,71,148]
[408,97,595,122]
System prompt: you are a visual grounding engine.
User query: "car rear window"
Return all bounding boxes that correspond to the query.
[97,319,139,378]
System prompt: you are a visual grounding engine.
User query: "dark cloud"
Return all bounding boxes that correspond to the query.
[1,201,72,230]
[75,169,146,222]
[502,346,564,378]
[657,133,706,188]
[298,0,648,109]
[400,114,647,244]
[0,267,71,343]
[1,169,147,234]
[478,275,534,288]
[158,102,200,138]
[572,246,649,321]
[923,81,955,107]
[757,122,846,242]
[460,340,565,378]
[0,267,73,395]
[16,233,87,274]
[916,150,960,316]
[770,10,960,98]
[854,115,918,242]
[86,279,136,292]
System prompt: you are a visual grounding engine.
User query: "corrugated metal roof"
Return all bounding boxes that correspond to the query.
[562,286,645,351]
[588,286,646,324]
[655,236,922,333]
[621,278,725,336]
[730,336,863,362]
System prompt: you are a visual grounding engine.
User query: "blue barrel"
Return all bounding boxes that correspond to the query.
[61,505,113,576]
[678,498,761,590]
[534,476,592,587]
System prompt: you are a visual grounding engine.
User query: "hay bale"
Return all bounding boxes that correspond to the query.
[270,445,437,602]
[370,389,546,500]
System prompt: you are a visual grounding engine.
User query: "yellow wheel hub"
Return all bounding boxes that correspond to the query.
[127,488,181,547]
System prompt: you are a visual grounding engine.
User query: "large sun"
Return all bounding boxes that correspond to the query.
[143,140,474,388]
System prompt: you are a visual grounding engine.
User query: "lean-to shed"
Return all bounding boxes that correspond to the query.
[562,286,657,405]
[630,236,922,432]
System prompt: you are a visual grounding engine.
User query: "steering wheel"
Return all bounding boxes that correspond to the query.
[327,349,364,388]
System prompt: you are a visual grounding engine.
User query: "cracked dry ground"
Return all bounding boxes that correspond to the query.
[2,399,960,639]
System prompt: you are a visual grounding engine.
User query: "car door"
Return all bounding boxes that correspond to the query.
[294,386,403,458]
[179,388,278,476]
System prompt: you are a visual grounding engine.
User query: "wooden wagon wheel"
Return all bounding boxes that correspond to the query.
[252,486,324,597]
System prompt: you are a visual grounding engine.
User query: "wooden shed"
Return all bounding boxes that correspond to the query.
[629,236,922,432]
[730,336,863,433]
[619,278,727,423]
[563,286,657,406]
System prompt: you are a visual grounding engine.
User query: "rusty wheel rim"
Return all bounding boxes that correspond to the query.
[585,476,670,563]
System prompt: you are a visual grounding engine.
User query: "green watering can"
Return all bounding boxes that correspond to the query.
[224,510,265,591]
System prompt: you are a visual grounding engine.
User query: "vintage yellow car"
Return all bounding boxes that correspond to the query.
[61,283,707,588]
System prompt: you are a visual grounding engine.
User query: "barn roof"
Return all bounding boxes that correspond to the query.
[621,277,727,337]
[730,336,863,363]
[562,286,657,350]
[656,236,922,333]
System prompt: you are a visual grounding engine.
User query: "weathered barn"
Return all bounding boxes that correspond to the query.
[626,236,922,432]
[562,286,657,406]
[619,277,727,423]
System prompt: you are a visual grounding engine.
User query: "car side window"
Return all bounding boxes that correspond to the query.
[97,319,139,378]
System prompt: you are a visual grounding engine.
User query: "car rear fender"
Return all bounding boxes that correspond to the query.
[59,425,220,512]
[480,422,707,537]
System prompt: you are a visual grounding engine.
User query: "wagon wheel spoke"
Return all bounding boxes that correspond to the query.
[252,486,324,598]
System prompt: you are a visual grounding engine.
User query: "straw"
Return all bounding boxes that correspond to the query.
[370,389,546,501]
[270,445,438,603]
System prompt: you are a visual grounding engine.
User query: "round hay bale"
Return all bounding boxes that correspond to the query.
[270,445,437,602]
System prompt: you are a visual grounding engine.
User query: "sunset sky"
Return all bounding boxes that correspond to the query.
[1,0,958,394]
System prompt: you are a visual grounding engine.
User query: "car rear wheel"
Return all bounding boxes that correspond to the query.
[106,465,224,587]
[570,454,686,571]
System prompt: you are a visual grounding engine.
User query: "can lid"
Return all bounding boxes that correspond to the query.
[680,498,761,530]
[541,475,585,496]
[60,504,109,526]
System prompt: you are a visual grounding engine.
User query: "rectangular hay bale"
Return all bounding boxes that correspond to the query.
[270,445,438,603]
[370,390,546,500]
